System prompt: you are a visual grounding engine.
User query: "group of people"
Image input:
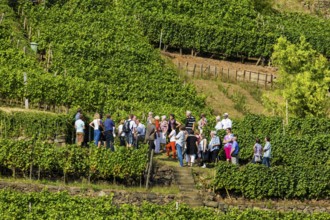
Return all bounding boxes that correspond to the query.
[74,109,271,168]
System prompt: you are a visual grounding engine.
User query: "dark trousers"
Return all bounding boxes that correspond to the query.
[262,157,271,167]
[134,135,145,149]
[210,149,219,163]
[105,130,114,152]
[119,136,126,146]
[148,140,156,161]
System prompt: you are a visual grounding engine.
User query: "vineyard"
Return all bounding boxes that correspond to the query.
[210,115,330,200]
[1,0,330,217]
[0,138,148,184]
[0,0,207,116]
[0,190,330,219]
[126,0,330,58]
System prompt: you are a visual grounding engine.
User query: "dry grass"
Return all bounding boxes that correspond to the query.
[190,79,270,119]
[274,0,315,14]
[0,106,59,115]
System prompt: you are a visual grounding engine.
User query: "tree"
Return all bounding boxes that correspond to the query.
[272,36,330,117]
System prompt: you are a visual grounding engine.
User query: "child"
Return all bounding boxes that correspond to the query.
[166,128,176,159]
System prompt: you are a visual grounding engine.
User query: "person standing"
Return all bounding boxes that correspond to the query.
[252,138,263,163]
[185,111,195,133]
[221,113,232,130]
[230,136,240,165]
[160,115,168,150]
[75,108,82,121]
[154,116,161,153]
[186,130,198,167]
[74,114,85,146]
[145,118,156,158]
[124,114,136,148]
[89,113,102,147]
[168,113,181,135]
[175,126,186,167]
[215,116,223,131]
[103,114,115,151]
[166,127,176,159]
[200,134,208,168]
[208,131,221,163]
[147,112,153,124]
[262,136,271,167]
[198,113,207,134]
[223,128,234,162]
[135,119,146,149]
[117,120,126,146]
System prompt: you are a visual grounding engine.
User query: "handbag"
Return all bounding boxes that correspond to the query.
[255,155,261,162]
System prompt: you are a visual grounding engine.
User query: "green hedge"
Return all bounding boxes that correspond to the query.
[210,115,330,166]
[0,189,329,219]
[129,0,330,57]
[0,110,71,140]
[0,138,148,182]
[214,163,330,199]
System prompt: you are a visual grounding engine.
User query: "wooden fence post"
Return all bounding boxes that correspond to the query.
[235,70,238,82]
[257,72,260,87]
[215,66,217,78]
[208,65,211,79]
[265,74,268,89]
[271,74,274,89]
[243,70,246,82]
[221,67,224,79]
[193,64,196,77]
[186,62,189,75]
[227,69,230,80]
[201,64,203,78]
[249,71,251,82]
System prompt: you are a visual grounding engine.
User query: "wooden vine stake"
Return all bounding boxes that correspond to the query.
[0,13,4,24]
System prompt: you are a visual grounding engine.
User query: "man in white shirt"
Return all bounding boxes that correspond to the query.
[215,115,223,131]
[221,113,232,130]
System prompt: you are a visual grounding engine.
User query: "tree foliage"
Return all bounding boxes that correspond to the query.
[272,37,330,117]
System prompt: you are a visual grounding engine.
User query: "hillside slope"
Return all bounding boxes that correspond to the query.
[0,0,208,117]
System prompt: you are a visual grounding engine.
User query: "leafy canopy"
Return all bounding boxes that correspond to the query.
[272,36,330,117]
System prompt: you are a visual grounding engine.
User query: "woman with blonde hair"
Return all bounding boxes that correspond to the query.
[89,113,103,147]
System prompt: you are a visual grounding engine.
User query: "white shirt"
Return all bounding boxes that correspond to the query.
[215,121,223,131]
[263,142,271,158]
[130,120,137,132]
[92,119,101,130]
[75,119,85,133]
[118,124,125,137]
[169,130,176,142]
[175,131,185,146]
[221,118,232,129]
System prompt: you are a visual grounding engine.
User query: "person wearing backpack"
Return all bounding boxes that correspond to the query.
[123,114,136,148]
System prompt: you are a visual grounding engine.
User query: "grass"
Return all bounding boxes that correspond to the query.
[0,176,180,195]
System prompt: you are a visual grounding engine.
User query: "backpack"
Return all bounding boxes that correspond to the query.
[123,120,131,133]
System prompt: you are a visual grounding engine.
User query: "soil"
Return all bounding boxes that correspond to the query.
[162,51,277,75]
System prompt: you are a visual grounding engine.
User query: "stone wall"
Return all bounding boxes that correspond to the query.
[0,181,178,206]
[203,193,330,213]
[150,164,175,186]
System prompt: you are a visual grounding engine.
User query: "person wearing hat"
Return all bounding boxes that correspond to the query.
[221,113,232,130]
[215,115,223,131]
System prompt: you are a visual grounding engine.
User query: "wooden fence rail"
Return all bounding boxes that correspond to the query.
[178,62,274,89]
